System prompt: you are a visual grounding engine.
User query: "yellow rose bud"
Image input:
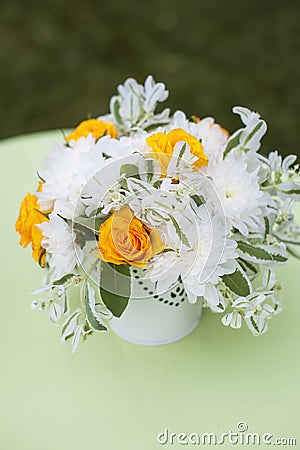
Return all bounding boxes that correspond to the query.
[96,206,165,267]
[15,189,49,266]
[66,119,118,142]
[146,128,208,176]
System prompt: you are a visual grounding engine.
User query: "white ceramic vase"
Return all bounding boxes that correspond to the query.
[110,268,202,345]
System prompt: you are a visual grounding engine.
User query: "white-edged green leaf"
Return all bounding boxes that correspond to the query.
[264,216,270,237]
[222,267,252,297]
[232,106,267,152]
[61,309,81,340]
[223,130,242,157]
[49,302,62,323]
[84,284,107,331]
[110,97,123,125]
[262,268,276,290]
[72,326,83,353]
[63,293,69,315]
[277,181,300,200]
[53,273,75,286]
[237,241,282,264]
[247,316,260,334]
[168,214,190,247]
[237,258,259,277]
[273,220,300,245]
[270,252,288,263]
[126,177,153,195]
[282,154,297,173]
[242,120,266,149]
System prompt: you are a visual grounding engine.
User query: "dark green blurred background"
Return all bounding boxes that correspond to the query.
[1,0,299,156]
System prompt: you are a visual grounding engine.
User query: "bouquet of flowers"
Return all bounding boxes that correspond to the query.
[16,76,300,351]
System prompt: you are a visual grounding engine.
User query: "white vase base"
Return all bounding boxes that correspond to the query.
[110,315,201,346]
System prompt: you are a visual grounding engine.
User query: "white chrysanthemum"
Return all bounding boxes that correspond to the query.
[37,213,84,281]
[148,205,237,306]
[37,135,140,219]
[97,135,140,159]
[205,151,270,236]
[37,135,106,218]
[182,207,237,306]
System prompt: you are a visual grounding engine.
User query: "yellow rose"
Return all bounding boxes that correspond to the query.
[96,206,165,267]
[146,128,208,176]
[15,189,49,266]
[66,119,118,142]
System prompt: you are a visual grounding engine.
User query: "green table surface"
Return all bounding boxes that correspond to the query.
[0,131,299,450]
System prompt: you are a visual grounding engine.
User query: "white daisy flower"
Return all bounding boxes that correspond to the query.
[181,206,237,306]
[205,150,270,236]
[148,204,237,305]
[37,135,106,218]
[37,213,84,281]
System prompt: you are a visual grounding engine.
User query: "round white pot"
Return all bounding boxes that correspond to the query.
[110,268,202,345]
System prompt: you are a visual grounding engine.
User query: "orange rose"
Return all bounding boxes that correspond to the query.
[66,119,118,142]
[146,128,208,176]
[96,206,165,267]
[15,189,49,266]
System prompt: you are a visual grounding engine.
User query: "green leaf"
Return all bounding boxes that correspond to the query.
[176,143,187,167]
[53,273,75,286]
[237,241,288,264]
[144,122,170,132]
[278,187,300,196]
[99,262,131,317]
[270,253,288,263]
[112,98,123,125]
[242,120,264,148]
[84,285,107,331]
[264,216,270,238]
[63,293,69,315]
[61,310,81,338]
[223,130,242,157]
[168,215,190,247]
[191,194,204,207]
[73,216,106,233]
[237,241,274,262]
[120,164,140,179]
[238,258,259,276]
[249,316,260,334]
[222,268,251,297]
[144,158,155,182]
